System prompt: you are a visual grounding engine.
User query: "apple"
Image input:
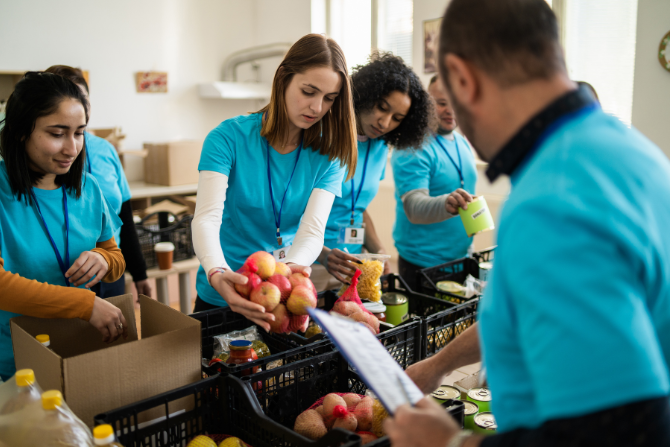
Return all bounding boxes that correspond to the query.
[244,251,276,280]
[234,271,262,298]
[288,314,310,333]
[288,273,317,297]
[274,262,292,277]
[286,285,317,316]
[250,282,281,312]
[267,273,292,303]
[268,304,291,333]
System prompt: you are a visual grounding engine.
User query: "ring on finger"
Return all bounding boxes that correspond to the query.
[116,323,123,331]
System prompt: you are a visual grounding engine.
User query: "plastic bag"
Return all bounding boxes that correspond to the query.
[463,274,485,298]
[213,326,270,359]
[337,254,389,302]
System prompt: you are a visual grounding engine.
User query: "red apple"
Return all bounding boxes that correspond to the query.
[234,271,262,298]
[268,304,291,333]
[288,273,317,297]
[245,251,276,280]
[267,273,292,303]
[274,262,292,277]
[250,282,281,312]
[288,314,310,333]
[286,285,317,316]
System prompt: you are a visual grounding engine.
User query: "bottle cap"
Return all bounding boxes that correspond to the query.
[36,334,50,347]
[15,369,35,387]
[42,390,63,410]
[93,424,116,445]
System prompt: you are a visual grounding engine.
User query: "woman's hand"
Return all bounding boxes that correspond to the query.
[322,248,362,284]
[209,268,275,332]
[445,189,475,214]
[88,297,128,343]
[66,251,109,288]
[134,279,153,300]
[287,263,312,277]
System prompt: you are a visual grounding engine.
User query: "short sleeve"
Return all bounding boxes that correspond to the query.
[315,159,346,198]
[391,148,432,196]
[198,121,237,177]
[110,147,132,202]
[98,190,123,243]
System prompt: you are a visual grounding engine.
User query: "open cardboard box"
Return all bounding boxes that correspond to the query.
[10,294,201,427]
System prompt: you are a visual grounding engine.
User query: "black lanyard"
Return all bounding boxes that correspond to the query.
[266,137,303,247]
[350,140,371,225]
[435,134,464,189]
[30,187,71,287]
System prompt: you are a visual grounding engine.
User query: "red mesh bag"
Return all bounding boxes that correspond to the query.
[333,270,373,316]
[305,392,375,432]
[331,270,380,334]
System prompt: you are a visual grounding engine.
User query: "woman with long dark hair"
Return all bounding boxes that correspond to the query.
[0,72,128,380]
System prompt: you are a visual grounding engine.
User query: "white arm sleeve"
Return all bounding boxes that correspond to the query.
[192,170,230,282]
[284,188,335,267]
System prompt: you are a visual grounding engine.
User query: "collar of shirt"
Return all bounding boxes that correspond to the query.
[357,134,369,142]
[485,85,597,182]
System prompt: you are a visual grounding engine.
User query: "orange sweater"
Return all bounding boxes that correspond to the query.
[0,237,126,320]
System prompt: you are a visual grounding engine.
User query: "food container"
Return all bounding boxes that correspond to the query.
[352,253,390,301]
[363,301,387,322]
[473,412,497,435]
[478,262,493,282]
[381,292,409,326]
[431,385,461,403]
[459,196,495,237]
[462,400,479,430]
[436,281,468,304]
[466,387,492,413]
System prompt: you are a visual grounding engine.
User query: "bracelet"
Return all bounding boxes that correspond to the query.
[446,430,473,447]
[208,267,228,284]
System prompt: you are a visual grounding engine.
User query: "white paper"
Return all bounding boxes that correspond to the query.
[307,308,424,415]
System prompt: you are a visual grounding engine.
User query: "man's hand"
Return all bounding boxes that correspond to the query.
[88,297,128,343]
[405,357,451,394]
[446,189,475,214]
[384,397,462,447]
[134,279,152,299]
[209,269,275,332]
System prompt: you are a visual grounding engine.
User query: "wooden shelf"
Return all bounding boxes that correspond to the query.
[128,181,198,200]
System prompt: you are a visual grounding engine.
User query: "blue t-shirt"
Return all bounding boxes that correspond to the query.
[0,161,121,379]
[391,133,477,268]
[323,138,388,254]
[84,132,132,245]
[479,106,670,432]
[195,113,346,306]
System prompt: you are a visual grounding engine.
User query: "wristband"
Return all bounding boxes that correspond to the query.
[208,267,227,284]
[447,430,473,447]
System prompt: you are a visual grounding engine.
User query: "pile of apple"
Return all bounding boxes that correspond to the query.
[235,251,318,334]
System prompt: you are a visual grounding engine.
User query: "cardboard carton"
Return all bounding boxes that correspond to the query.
[143,141,202,186]
[10,294,201,427]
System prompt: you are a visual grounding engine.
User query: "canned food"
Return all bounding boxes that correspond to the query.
[473,412,497,435]
[478,262,493,282]
[436,281,467,304]
[430,385,461,403]
[462,401,479,430]
[466,387,492,413]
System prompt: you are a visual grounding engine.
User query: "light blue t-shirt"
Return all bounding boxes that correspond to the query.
[479,105,670,432]
[391,133,477,268]
[84,132,132,245]
[195,113,346,307]
[323,138,388,254]
[0,161,121,379]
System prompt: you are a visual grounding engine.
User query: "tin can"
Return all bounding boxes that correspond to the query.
[430,385,461,403]
[381,293,409,325]
[478,262,492,282]
[473,412,497,435]
[466,387,492,413]
[462,400,479,430]
[436,281,467,304]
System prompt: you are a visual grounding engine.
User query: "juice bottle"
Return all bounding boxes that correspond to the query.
[29,390,94,446]
[0,369,42,414]
[93,424,123,446]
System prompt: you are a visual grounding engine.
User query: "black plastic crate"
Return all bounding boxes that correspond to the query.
[423,297,480,358]
[190,306,335,378]
[417,256,481,303]
[94,374,361,447]
[136,212,195,269]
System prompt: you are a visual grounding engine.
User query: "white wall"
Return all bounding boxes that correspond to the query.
[0,0,311,180]
[631,0,670,159]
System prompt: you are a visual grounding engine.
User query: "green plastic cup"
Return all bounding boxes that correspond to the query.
[459,197,495,237]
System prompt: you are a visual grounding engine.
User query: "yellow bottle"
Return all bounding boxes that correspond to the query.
[0,369,42,415]
[36,334,51,349]
[93,424,123,446]
[32,390,94,446]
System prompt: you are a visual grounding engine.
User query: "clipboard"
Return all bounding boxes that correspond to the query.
[307,308,424,415]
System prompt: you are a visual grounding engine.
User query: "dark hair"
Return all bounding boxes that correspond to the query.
[351,52,433,150]
[0,72,89,204]
[44,65,89,93]
[577,81,599,101]
[439,0,565,87]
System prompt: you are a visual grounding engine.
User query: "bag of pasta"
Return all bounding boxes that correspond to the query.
[338,254,390,302]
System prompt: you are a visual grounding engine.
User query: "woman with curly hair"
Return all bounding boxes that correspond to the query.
[313,52,433,289]
[391,75,478,290]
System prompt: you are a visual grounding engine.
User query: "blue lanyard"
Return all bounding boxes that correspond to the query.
[350,140,371,225]
[435,134,464,189]
[30,187,71,287]
[266,137,303,246]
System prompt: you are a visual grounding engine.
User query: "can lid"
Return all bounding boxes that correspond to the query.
[36,334,50,346]
[436,281,465,293]
[431,385,461,400]
[462,401,479,415]
[467,387,492,402]
[93,424,116,444]
[381,292,407,305]
[474,412,497,430]
[15,369,35,387]
[363,302,386,313]
[229,340,253,351]
[42,390,63,410]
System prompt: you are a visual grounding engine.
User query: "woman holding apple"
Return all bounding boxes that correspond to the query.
[192,34,357,330]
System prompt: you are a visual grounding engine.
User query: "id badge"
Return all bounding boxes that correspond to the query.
[272,244,291,262]
[338,226,365,245]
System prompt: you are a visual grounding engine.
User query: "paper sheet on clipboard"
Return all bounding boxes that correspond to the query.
[307,308,424,415]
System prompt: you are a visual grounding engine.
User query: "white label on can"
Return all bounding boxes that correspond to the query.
[472,208,486,219]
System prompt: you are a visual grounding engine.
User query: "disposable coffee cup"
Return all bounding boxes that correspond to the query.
[154,242,175,270]
[459,196,495,237]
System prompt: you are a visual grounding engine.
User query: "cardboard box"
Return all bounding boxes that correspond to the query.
[10,295,201,427]
[143,140,202,186]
